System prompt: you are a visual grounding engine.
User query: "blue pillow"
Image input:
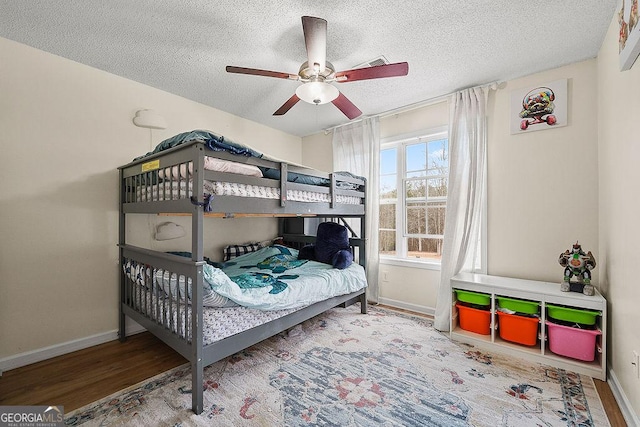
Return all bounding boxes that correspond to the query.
[259,167,330,186]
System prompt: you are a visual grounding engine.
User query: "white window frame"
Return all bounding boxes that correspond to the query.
[379,126,449,270]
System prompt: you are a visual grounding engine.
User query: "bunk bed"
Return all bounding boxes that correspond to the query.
[118,131,368,414]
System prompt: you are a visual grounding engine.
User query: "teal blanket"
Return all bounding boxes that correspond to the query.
[204,245,367,310]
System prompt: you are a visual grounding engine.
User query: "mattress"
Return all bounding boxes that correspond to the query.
[135,180,362,205]
[129,289,299,346]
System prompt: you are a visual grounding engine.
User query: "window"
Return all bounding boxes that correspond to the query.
[379,127,448,265]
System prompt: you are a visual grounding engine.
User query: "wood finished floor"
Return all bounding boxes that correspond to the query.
[0,332,187,412]
[0,309,627,426]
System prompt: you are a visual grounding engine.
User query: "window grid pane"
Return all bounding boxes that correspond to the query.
[380,133,448,263]
[379,230,396,256]
[379,204,396,229]
[406,202,426,235]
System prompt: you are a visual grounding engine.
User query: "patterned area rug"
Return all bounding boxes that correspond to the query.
[65,306,609,426]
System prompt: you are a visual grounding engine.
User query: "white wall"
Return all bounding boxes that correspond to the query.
[301,132,333,172]
[0,37,301,360]
[487,60,599,282]
[597,15,640,420]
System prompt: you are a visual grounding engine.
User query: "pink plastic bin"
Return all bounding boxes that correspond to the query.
[546,320,601,361]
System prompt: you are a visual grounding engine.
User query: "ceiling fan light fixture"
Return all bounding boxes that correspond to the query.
[295,81,339,105]
[225,16,407,119]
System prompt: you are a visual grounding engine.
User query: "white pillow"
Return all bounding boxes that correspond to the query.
[205,157,263,177]
[158,157,263,179]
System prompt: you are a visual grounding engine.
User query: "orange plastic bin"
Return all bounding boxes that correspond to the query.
[456,302,491,335]
[496,311,539,346]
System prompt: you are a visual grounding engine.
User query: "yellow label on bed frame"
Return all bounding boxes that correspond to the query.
[141,159,160,172]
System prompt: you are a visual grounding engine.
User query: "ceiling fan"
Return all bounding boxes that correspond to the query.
[226,16,409,120]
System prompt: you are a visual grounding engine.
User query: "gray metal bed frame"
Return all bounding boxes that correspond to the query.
[118,140,367,414]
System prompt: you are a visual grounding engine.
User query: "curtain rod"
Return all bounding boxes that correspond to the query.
[323,80,500,135]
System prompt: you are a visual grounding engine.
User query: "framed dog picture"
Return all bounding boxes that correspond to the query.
[510,79,568,134]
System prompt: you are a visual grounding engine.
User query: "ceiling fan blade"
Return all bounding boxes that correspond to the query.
[332,92,362,120]
[226,66,299,80]
[335,62,409,82]
[273,94,300,116]
[302,16,327,72]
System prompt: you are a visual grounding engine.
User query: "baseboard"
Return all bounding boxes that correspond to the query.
[0,322,146,374]
[377,297,435,317]
[608,368,640,427]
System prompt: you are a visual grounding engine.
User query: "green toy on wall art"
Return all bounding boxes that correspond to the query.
[558,241,597,296]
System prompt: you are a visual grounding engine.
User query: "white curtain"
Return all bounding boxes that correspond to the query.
[332,117,381,303]
[434,86,489,331]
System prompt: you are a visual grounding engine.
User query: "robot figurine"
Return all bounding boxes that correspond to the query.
[558,241,596,295]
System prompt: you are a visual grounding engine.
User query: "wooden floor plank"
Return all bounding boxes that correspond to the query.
[0,332,186,411]
[594,378,628,427]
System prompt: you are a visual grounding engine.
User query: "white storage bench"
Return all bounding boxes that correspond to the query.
[450,272,607,380]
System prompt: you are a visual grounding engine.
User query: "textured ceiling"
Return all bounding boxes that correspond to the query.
[0,1,617,137]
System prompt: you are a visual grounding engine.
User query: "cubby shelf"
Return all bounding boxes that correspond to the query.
[450,272,606,381]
